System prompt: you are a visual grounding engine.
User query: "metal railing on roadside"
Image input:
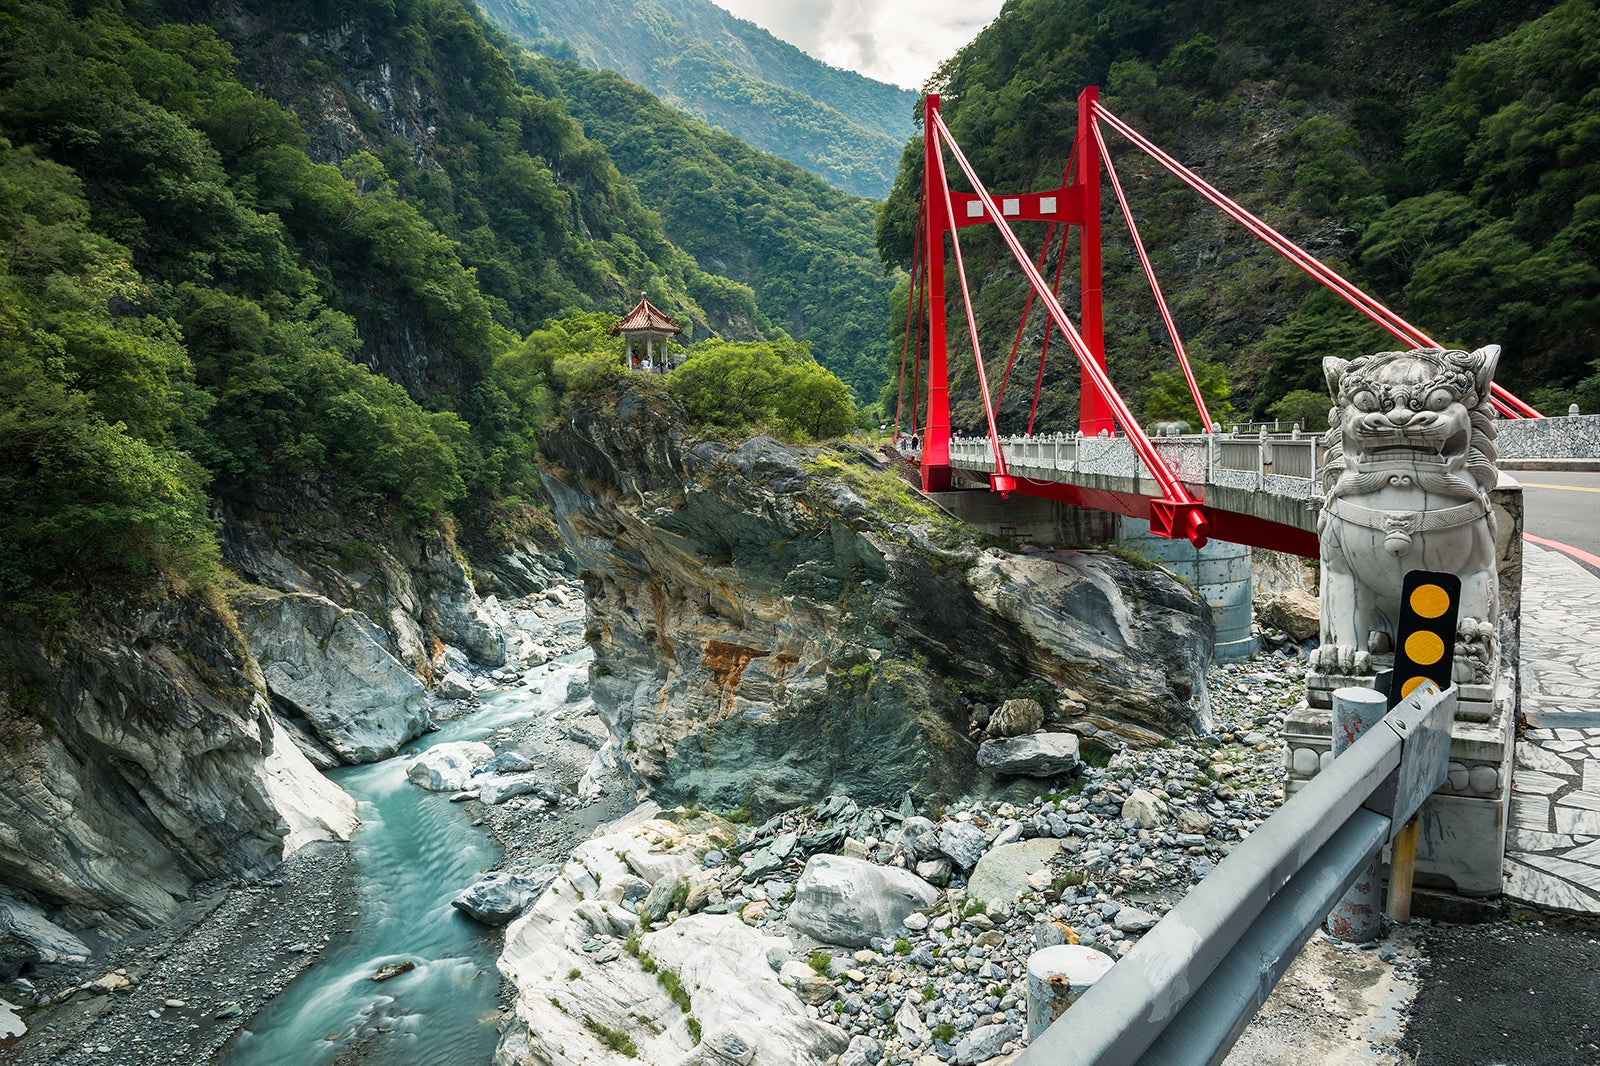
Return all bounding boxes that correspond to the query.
[1017,681,1457,1066]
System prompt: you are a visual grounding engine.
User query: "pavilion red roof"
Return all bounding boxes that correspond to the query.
[610,296,683,335]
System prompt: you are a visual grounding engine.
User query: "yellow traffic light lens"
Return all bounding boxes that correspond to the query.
[1409,583,1450,619]
[1404,630,1446,666]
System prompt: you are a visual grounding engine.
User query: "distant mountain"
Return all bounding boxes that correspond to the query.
[476,0,917,199]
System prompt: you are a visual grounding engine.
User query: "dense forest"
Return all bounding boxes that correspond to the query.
[476,0,918,199]
[877,0,1600,432]
[0,0,861,620]
[536,59,894,402]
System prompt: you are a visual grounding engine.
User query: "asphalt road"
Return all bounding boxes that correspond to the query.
[1514,470,1600,579]
[1401,919,1600,1066]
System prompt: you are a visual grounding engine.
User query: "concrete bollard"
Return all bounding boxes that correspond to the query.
[1325,686,1389,942]
[1025,944,1115,1039]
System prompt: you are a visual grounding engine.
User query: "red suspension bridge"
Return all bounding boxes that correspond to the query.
[893,88,1540,557]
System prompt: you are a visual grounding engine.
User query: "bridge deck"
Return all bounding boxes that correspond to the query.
[940,432,1324,555]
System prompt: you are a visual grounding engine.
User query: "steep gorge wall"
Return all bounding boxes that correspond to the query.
[540,388,1215,814]
[0,482,567,976]
[0,595,355,968]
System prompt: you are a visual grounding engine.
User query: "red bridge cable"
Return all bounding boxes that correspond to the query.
[1092,104,1540,420]
[931,112,1206,537]
[928,127,1011,481]
[911,245,924,440]
[894,190,926,438]
[1093,119,1214,433]
[1026,149,1079,436]
[1027,219,1074,436]
[995,222,1057,413]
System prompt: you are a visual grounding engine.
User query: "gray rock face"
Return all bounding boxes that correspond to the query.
[0,892,90,974]
[788,855,939,948]
[218,488,508,670]
[407,742,494,791]
[236,590,431,764]
[977,733,1081,777]
[538,390,1213,816]
[0,597,330,963]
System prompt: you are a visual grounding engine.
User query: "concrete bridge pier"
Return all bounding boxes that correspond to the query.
[1117,518,1258,663]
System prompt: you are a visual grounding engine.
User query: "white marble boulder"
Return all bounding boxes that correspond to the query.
[452,866,559,925]
[977,732,1080,777]
[788,854,939,948]
[406,741,494,791]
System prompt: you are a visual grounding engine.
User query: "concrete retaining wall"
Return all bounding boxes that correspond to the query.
[1496,412,1600,469]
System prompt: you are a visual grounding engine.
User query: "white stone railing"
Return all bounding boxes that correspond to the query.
[945,432,1324,505]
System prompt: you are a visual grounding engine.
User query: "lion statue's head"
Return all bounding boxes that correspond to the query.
[1321,345,1500,503]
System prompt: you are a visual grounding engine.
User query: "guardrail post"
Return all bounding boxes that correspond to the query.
[1326,686,1388,942]
[1025,945,1114,1039]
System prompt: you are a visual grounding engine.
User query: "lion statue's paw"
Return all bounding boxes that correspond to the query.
[1309,644,1373,676]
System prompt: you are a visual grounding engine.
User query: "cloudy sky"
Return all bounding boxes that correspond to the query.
[710,0,1007,89]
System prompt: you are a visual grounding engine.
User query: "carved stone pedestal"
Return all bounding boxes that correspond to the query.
[1284,673,1516,897]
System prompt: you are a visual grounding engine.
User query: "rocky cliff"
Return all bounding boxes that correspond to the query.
[0,481,568,977]
[540,388,1214,814]
[0,594,357,973]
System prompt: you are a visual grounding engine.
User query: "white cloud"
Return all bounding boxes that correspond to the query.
[711,0,1006,89]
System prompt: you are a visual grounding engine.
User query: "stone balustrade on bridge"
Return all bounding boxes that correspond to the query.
[945,430,1325,533]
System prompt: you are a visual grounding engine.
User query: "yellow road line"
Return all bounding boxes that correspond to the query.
[1520,482,1600,494]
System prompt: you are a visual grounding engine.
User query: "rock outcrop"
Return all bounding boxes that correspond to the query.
[0,597,356,975]
[235,589,432,763]
[539,389,1214,813]
[218,479,512,674]
[497,804,848,1066]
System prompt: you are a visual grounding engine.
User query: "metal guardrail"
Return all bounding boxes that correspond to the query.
[1017,681,1457,1066]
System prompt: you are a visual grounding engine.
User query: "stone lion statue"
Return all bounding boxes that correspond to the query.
[1309,345,1500,681]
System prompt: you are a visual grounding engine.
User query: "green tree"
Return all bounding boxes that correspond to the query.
[668,339,855,440]
[1140,359,1234,428]
[1268,389,1333,433]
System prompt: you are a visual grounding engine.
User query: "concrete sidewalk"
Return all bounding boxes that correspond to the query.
[1504,542,1600,913]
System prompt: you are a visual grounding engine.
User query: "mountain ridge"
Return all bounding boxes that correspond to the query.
[476,0,918,198]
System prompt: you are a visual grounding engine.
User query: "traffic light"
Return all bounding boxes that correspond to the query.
[1389,570,1461,708]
